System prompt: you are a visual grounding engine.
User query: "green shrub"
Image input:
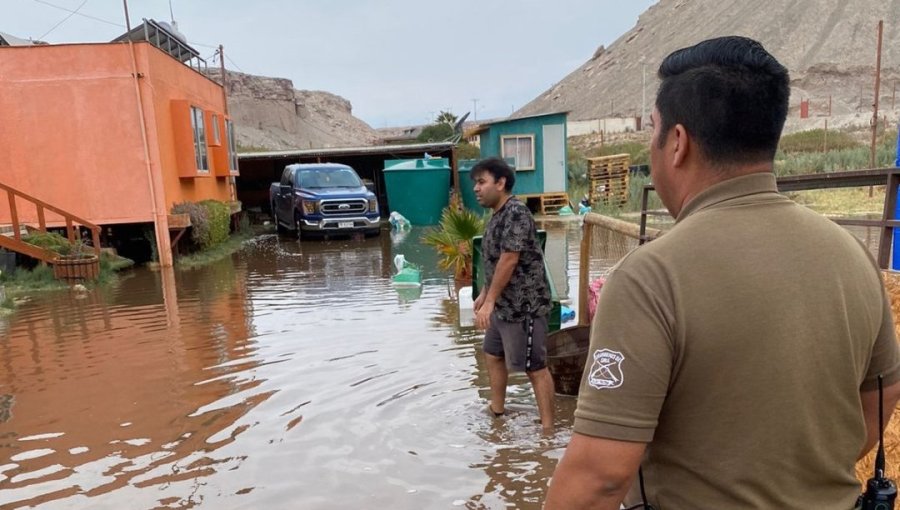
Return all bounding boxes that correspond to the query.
[778,129,861,154]
[456,141,480,160]
[200,200,231,248]
[417,123,454,143]
[172,201,210,249]
[775,136,897,176]
[21,231,71,254]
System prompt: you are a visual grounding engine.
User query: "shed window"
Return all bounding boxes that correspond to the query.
[501,135,534,170]
[190,106,209,171]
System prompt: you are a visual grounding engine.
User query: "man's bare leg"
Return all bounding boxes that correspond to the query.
[528,367,556,432]
[485,352,508,415]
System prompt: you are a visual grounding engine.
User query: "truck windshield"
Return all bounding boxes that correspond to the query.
[298,168,362,189]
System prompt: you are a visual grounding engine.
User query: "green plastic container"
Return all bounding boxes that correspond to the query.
[472,231,562,332]
[383,158,451,225]
[457,159,487,213]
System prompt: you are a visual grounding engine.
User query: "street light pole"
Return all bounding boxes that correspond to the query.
[472,98,479,121]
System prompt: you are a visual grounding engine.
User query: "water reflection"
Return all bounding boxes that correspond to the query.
[0,261,259,509]
[0,221,585,509]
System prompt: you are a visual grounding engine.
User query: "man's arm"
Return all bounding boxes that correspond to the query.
[544,432,646,510]
[859,378,900,458]
[475,251,519,329]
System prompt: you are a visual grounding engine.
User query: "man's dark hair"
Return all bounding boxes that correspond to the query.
[655,36,790,166]
[470,157,515,192]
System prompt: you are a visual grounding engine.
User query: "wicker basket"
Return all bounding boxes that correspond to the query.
[52,255,100,282]
[546,325,591,396]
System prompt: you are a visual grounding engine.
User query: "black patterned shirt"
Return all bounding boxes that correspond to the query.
[482,196,551,322]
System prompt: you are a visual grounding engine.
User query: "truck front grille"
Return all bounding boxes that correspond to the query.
[321,199,367,216]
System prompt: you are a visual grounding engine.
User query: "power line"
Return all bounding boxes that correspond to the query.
[30,0,124,28]
[225,54,245,73]
[38,0,89,40]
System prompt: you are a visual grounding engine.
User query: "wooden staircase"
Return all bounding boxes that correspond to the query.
[0,181,101,264]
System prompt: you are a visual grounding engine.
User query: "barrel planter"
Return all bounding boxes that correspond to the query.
[52,255,100,282]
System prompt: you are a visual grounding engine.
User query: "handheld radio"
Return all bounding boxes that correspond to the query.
[858,375,897,510]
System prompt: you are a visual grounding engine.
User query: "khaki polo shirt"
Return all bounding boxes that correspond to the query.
[575,172,900,509]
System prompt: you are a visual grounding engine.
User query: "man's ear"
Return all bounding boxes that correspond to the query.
[496,176,507,190]
[672,123,690,168]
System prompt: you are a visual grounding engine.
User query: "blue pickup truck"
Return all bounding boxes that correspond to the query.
[270,163,381,239]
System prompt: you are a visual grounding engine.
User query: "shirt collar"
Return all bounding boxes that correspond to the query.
[676,172,780,223]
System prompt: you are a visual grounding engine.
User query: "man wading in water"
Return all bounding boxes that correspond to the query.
[471,157,555,433]
[544,36,900,509]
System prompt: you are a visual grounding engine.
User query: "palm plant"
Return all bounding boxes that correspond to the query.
[422,207,487,281]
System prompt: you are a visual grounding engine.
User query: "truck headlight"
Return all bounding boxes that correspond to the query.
[301,200,318,215]
[368,198,378,213]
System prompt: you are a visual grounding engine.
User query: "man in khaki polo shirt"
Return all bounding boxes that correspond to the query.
[545,36,900,509]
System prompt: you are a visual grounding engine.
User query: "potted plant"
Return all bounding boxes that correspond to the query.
[52,238,100,282]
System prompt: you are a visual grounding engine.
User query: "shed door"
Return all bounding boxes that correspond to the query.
[542,124,565,192]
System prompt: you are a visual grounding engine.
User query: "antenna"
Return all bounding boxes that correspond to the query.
[859,374,897,509]
[875,375,886,479]
[169,0,178,31]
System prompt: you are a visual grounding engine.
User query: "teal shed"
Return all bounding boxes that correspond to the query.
[473,112,569,213]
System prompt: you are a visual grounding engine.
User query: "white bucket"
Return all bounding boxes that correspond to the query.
[458,286,474,325]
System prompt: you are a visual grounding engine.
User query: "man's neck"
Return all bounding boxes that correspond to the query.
[493,194,512,212]
[675,164,773,217]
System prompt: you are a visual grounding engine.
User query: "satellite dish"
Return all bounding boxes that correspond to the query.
[453,112,471,134]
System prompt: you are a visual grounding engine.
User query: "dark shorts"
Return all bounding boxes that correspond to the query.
[483,313,548,372]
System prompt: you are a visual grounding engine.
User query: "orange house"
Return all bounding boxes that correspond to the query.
[0,21,239,267]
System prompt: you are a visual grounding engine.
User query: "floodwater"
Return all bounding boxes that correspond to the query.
[0,220,591,510]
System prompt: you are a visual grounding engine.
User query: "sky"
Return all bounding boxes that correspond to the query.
[5,0,653,128]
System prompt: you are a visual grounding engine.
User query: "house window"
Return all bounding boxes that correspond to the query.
[226,119,238,171]
[190,106,208,171]
[211,114,221,145]
[501,135,534,170]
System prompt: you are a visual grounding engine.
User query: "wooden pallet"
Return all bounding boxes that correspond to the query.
[587,154,631,207]
[540,192,571,215]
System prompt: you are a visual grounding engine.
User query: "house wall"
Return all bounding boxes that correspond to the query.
[0,42,234,229]
[142,45,234,210]
[0,43,155,225]
[567,117,639,136]
[479,113,567,195]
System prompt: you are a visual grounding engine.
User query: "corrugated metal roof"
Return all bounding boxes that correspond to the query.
[0,31,40,46]
[238,142,455,160]
[479,111,570,126]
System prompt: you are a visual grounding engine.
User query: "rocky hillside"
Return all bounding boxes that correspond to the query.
[213,70,380,151]
[514,0,900,125]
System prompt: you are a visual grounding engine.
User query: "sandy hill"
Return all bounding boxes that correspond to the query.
[213,70,380,151]
[514,0,900,125]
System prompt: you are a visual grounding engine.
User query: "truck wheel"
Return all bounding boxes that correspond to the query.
[274,204,289,236]
[295,214,304,241]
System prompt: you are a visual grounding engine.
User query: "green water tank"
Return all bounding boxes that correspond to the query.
[457,159,488,213]
[383,158,451,225]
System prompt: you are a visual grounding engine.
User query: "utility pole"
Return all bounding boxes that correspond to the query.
[640,57,647,130]
[870,19,883,171]
[122,0,131,31]
[471,98,479,121]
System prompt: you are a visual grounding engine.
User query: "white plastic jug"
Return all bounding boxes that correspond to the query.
[458,286,475,325]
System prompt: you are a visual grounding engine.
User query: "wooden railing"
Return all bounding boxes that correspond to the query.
[639,167,900,269]
[0,181,101,263]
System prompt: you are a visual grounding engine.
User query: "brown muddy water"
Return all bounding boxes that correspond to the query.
[0,220,590,510]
